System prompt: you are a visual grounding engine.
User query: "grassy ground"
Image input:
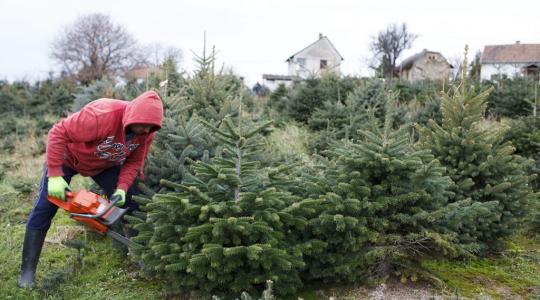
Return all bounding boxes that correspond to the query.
[0,135,165,299]
[422,236,540,299]
[1,131,540,299]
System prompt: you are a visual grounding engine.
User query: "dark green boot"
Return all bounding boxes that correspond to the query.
[18,228,47,289]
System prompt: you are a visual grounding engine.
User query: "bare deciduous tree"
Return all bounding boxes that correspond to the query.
[370,22,417,78]
[51,13,142,84]
[142,43,183,69]
[448,54,463,81]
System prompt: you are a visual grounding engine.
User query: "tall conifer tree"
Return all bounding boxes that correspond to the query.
[291,112,457,283]
[417,47,538,251]
[128,118,305,297]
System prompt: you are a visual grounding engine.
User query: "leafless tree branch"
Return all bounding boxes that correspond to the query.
[51,13,142,84]
[370,22,417,78]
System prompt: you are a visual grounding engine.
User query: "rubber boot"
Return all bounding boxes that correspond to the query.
[18,228,47,289]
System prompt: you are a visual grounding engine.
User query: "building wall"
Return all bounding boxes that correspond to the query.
[288,38,342,78]
[480,63,526,80]
[262,78,295,91]
[402,53,451,81]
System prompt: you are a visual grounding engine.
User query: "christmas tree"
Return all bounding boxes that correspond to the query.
[292,112,457,283]
[128,118,305,297]
[307,79,404,154]
[417,47,538,251]
[140,91,212,193]
[185,43,244,121]
[139,42,242,193]
[308,78,391,139]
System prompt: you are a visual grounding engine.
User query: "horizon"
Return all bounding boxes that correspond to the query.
[1,0,539,87]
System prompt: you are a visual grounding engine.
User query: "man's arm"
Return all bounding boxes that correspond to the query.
[116,133,156,191]
[46,109,98,177]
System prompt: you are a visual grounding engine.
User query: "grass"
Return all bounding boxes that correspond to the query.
[0,136,165,299]
[422,236,540,299]
[0,218,165,299]
[0,181,165,299]
[2,132,540,299]
[266,122,313,164]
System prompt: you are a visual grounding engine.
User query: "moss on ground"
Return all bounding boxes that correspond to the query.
[422,236,540,299]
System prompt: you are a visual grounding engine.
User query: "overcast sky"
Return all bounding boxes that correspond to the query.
[1,0,539,86]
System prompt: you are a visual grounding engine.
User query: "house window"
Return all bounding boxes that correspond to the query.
[296,57,306,68]
[320,59,328,69]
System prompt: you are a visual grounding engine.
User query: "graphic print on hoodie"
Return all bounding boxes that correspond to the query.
[45,91,163,191]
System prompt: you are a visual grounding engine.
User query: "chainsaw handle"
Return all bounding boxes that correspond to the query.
[69,196,121,220]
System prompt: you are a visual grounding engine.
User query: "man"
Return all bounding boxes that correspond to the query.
[18,90,163,288]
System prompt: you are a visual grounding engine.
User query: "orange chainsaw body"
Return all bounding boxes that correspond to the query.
[48,190,126,234]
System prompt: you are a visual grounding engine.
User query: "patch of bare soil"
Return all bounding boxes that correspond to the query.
[308,278,446,300]
[352,278,445,300]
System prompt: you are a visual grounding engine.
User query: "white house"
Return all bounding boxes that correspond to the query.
[286,33,343,78]
[262,33,343,90]
[480,42,540,81]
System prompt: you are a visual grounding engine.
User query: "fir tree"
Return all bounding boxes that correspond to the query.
[71,79,125,112]
[186,44,243,121]
[139,43,243,193]
[504,116,540,190]
[128,118,305,297]
[140,92,212,193]
[162,56,184,96]
[485,77,536,118]
[293,113,457,283]
[265,84,288,114]
[308,79,395,141]
[417,48,538,251]
[286,78,325,123]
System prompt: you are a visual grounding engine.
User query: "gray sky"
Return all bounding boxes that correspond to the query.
[1,0,539,86]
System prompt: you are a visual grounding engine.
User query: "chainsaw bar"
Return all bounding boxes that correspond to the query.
[107,230,135,248]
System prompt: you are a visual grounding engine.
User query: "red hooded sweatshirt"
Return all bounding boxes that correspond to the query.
[46,91,163,191]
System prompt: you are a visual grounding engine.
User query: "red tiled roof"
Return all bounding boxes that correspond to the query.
[126,66,162,79]
[481,43,540,64]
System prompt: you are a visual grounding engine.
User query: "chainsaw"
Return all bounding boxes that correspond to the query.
[48,189,134,248]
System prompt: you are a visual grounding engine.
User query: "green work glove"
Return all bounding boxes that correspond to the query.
[111,189,126,207]
[48,176,71,201]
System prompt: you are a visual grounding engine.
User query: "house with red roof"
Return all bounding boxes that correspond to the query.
[480,42,540,81]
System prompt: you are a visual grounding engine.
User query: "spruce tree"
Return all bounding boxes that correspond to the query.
[139,44,242,193]
[128,118,305,297]
[308,79,394,141]
[140,92,212,193]
[292,113,457,283]
[417,49,538,251]
[162,56,184,96]
[265,84,289,115]
[186,44,243,121]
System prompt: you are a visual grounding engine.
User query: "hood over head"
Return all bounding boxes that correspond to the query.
[123,91,163,132]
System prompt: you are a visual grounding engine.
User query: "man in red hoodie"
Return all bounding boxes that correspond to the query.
[18,90,163,288]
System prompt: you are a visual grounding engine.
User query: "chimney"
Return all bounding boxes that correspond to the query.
[319,33,323,39]
[516,40,521,44]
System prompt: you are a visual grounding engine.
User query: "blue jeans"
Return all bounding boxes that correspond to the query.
[26,164,139,231]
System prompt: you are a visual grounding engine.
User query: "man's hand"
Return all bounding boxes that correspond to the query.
[111,189,126,207]
[48,176,71,201]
